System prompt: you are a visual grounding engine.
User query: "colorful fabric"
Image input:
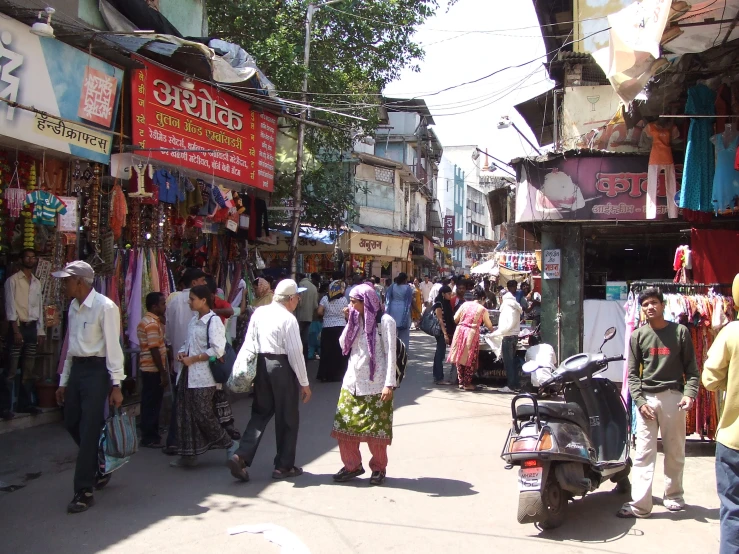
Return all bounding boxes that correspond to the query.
[137,312,166,373]
[342,283,381,380]
[711,133,739,212]
[337,437,388,472]
[24,190,66,226]
[646,122,675,165]
[680,84,716,212]
[328,279,345,300]
[447,301,486,369]
[331,387,393,445]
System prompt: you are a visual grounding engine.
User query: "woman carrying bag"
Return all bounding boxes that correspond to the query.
[432,285,454,385]
[172,285,235,468]
[316,280,349,382]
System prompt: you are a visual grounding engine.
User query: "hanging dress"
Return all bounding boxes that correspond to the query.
[711,133,739,213]
[679,84,716,213]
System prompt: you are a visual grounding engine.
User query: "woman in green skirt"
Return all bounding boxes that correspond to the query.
[331,283,397,486]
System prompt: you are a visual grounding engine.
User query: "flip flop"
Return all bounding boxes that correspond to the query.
[272,466,304,480]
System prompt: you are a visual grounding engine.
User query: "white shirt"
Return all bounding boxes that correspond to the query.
[339,314,397,396]
[493,291,523,337]
[245,301,309,386]
[419,280,434,303]
[4,270,45,335]
[165,289,196,373]
[428,282,442,304]
[60,289,124,386]
[320,295,348,328]
[178,311,226,389]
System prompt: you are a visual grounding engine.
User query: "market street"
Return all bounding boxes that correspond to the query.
[0,332,721,554]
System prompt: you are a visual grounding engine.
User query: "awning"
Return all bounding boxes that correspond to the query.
[514,89,556,147]
[470,260,500,276]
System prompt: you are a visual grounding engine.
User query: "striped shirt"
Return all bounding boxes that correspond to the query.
[244,301,309,386]
[137,312,167,373]
[24,191,67,226]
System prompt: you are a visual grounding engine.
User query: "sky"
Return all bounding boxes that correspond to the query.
[383,0,554,178]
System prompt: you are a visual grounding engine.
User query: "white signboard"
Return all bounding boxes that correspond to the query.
[543,249,561,280]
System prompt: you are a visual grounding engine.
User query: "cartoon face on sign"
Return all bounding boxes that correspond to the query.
[536,169,586,217]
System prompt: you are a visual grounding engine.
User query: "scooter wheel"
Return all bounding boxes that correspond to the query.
[537,476,566,530]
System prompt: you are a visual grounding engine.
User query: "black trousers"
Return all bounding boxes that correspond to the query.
[0,323,39,412]
[140,371,164,444]
[166,371,178,448]
[299,321,311,360]
[237,354,300,470]
[64,357,110,493]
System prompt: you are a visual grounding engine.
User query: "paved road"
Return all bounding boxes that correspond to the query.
[0,331,721,553]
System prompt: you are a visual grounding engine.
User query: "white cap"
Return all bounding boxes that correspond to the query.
[274,279,306,296]
[52,260,94,280]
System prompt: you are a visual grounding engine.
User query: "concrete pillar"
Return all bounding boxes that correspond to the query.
[540,224,584,362]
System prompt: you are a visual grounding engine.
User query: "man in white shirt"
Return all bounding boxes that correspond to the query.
[162,267,206,454]
[428,277,442,306]
[419,275,434,307]
[1,249,45,418]
[52,261,124,514]
[228,279,312,483]
[493,280,524,394]
[296,273,318,360]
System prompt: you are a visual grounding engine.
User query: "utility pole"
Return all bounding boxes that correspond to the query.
[289,0,343,278]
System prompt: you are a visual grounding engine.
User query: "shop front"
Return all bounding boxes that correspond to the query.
[255,228,335,277]
[0,16,124,411]
[339,225,412,280]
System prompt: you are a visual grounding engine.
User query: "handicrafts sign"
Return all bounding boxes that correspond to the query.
[443,215,455,248]
[130,57,277,191]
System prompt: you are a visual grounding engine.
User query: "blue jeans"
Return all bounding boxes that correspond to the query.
[717,442,739,554]
[502,336,519,389]
[433,334,446,382]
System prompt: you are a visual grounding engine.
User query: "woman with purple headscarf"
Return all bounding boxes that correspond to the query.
[331,283,397,486]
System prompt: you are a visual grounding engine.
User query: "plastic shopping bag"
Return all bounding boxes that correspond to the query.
[98,423,129,475]
[104,407,139,458]
[228,333,258,394]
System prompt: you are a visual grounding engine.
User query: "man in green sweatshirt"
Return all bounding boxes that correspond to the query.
[702,274,739,554]
[617,288,699,519]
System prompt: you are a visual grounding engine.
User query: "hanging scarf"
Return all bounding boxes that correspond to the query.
[342,283,381,380]
[328,279,345,300]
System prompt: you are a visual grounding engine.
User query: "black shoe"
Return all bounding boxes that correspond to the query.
[333,465,365,482]
[95,473,111,490]
[67,489,95,513]
[17,406,42,415]
[225,426,241,440]
[369,470,386,486]
[1,410,15,421]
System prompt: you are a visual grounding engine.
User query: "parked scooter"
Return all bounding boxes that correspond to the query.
[500,327,631,529]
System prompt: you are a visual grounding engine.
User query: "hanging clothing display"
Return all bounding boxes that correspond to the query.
[679,84,716,213]
[645,122,678,219]
[711,132,739,213]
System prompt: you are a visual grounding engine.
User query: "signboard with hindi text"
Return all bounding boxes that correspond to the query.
[130,57,277,192]
[543,249,561,280]
[347,233,410,259]
[443,216,455,248]
[0,17,121,163]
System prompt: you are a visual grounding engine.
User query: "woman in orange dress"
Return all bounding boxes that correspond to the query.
[447,288,495,391]
[411,278,423,329]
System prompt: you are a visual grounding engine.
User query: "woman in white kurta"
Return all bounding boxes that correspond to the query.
[331,283,397,486]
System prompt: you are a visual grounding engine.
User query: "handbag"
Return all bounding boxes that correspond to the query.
[98,422,130,475]
[104,407,138,458]
[206,316,237,384]
[419,304,441,337]
[228,320,258,393]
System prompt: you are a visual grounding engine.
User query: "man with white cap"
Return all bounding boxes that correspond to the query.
[227,279,312,482]
[53,261,124,514]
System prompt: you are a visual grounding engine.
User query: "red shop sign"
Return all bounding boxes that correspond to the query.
[130,57,277,192]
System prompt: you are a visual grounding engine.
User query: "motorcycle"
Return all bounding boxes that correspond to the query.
[500,327,631,529]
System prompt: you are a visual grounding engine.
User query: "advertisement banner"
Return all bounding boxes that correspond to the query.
[515,155,680,222]
[348,233,409,259]
[130,57,277,191]
[443,216,455,248]
[0,17,122,163]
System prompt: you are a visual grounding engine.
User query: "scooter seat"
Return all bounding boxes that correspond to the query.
[517,401,589,431]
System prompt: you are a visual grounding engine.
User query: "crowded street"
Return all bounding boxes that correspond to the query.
[0,332,721,554]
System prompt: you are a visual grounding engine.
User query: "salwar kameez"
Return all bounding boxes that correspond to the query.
[447,302,488,387]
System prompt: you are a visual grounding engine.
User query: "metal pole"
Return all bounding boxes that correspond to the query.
[511,122,542,155]
[288,0,344,279]
[552,89,559,152]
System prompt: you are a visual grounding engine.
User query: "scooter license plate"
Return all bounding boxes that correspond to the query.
[518,467,543,491]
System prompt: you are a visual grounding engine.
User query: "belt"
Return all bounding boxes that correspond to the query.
[72,356,106,364]
[18,321,37,327]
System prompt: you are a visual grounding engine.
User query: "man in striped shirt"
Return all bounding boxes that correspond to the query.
[137,292,168,448]
[227,279,312,482]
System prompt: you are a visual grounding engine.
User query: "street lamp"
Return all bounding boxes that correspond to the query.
[497,116,542,155]
[289,0,345,278]
[471,148,515,177]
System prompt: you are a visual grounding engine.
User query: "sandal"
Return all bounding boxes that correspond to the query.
[434,380,452,385]
[161,445,178,456]
[272,466,304,480]
[227,455,250,483]
[616,504,651,519]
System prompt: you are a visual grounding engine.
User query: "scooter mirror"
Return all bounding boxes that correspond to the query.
[604,327,617,341]
[522,360,540,374]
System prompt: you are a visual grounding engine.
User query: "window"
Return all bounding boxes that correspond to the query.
[355,180,395,211]
[375,167,394,183]
[466,222,472,233]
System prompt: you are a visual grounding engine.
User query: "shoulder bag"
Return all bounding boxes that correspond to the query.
[206,315,237,384]
[419,304,441,337]
[228,319,259,393]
